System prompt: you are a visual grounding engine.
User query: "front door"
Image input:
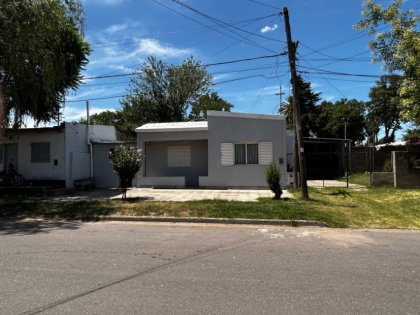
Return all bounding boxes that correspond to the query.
[4,144,18,171]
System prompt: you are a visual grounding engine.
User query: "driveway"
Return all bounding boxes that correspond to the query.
[42,188,293,202]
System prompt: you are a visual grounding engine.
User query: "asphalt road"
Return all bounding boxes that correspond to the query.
[0,221,419,315]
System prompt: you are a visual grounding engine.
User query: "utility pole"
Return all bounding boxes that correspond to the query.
[282,7,309,199]
[275,85,284,113]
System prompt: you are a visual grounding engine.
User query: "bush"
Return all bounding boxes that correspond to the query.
[265,162,282,199]
[110,145,144,199]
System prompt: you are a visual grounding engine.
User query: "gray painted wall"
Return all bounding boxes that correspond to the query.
[144,140,208,187]
[93,144,120,188]
[204,114,287,187]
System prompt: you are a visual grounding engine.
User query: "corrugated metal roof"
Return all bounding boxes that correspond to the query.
[136,121,208,133]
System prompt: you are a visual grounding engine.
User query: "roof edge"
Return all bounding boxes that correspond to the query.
[207,110,285,120]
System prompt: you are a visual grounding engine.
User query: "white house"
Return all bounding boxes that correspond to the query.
[0,123,125,188]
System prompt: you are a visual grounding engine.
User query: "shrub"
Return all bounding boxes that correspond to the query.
[110,145,144,199]
[265,162,282,199]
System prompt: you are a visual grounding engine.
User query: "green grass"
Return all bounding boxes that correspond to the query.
[338,172,371,186]
[1,187,419,228]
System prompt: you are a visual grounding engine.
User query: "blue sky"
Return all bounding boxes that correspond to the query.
[57,0,416,137]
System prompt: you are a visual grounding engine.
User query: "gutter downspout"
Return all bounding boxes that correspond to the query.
[86,100,94,178]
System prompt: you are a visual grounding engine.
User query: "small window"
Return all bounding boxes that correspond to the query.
[234,143,258,165]
[247,144,258,164]
[235,144,246,164]
[31,142,50,163]
[168,146,191,167]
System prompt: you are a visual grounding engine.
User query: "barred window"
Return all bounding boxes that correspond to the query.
[31,142,50,163]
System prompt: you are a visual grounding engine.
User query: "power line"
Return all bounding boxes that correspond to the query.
[167,0,282,53]
[90,13,279,49]
[68,72,284,103]
[150,0,278,54]
[248,0,281,10]
[81,53,286,80]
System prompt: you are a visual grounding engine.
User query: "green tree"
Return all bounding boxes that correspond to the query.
[367,75,403,143]
[355,0,419,125]
[189,92,233,120]
[280,76,321,137]
[402,128,420,144]
[0,0,90,129]
[316,99,366,144]
[265,162,282,200]
[110,145,144,200]
[120,56,212,130]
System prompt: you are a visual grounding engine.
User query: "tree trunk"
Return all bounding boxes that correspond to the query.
[0,85,4,140]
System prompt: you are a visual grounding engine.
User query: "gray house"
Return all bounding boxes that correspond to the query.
[136,111,287,188]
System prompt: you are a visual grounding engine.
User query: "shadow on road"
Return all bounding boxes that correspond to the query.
[0,220,81,236]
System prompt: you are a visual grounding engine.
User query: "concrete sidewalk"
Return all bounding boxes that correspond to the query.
[307,179,365,189]
[40,188,293,202]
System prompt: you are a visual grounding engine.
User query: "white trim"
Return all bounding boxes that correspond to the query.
[207,110,285,121]
[136,121,208,133]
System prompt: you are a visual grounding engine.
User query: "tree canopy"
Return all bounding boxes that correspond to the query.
[120,56,212,127]
[189,92,233,121]
[280,75,321,137]
[0,0,90,128]
[355,0,419,125]
[367,75,403,143]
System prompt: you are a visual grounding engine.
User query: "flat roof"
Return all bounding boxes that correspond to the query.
[136,121,208,133]
[207,110,285,120]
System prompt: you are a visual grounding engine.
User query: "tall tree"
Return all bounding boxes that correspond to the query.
[280,76,321,137]
[120,56,212,129]
[355,0,419,125]
[0,0,90,129]
[189,92,233,120]
[367,75,403,143]
[315,99,366,144]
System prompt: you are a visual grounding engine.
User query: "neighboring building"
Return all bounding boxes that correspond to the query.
[0,123,126,188]
[136,111,288,188]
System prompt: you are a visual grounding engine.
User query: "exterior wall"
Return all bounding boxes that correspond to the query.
[136,130,208,187]
[203,114,287,188]
[142,140,208,187]
[393,151,420,188]
[371,172,394,186]
[64,123,118,188]
[0,130,65,181]
[93,144,120,188]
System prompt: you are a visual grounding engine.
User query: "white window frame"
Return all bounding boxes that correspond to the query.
[234,142,259,165]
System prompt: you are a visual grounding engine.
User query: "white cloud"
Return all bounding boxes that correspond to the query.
[83,0,128,6]
[105,20,139,34]
[63,106,117,122]
[260,24,278,33]
[89,38,192,68]
[137,38,192,57]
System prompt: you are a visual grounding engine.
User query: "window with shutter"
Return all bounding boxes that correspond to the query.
[258,142,273,165]
[168,146,191,167]
[31,142,50,163]
[247,144,259,164]
[220,143,234,166]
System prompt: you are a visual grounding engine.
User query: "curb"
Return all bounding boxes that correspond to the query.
[94,215,328,227]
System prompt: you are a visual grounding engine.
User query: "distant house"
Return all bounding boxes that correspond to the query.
[0,123,129,188]
[136,111,288,188]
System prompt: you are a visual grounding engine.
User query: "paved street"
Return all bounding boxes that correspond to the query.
[1,221,419,315]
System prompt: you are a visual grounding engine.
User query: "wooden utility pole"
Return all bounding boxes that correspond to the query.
[282,7,309,199]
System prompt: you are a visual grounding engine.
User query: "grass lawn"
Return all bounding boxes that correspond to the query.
[0,187,419,229]
[338,172,371,186]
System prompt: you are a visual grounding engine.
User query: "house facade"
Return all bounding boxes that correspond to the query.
[0,123,123,188]
[136,111,288,188]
